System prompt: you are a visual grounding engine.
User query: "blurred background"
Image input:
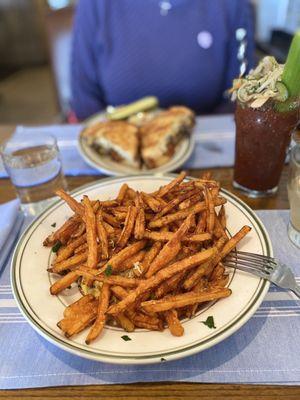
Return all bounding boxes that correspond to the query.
[0,0,299,125]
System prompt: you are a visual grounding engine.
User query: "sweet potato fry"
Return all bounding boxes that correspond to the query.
[107,246,216,315]
[210,263,225,281]
[110,286,139,317]
[92,200,100,214]
[210,274,230,288]
[98,240,147,273]
[50,271,79,295]
[132,316,164,331]
[82,196,98,269]
[111,211,127,221]
[205,188,215,234]
[134,193,146,240]
[55,189,84,216]
[194,179,219,189]
[178,193,201,210]
[141,287,231,313]
[218,205,226,230]
[146,214,194,278]
[220,225,251,259]
[154,188,200,220]
[58,297,98,337]
[213,211,227,240]
[86,283,110,344]
[100,200,119,208]
[52,251,89,273]
[114,313,135,332]
[155,270,186,298]
[58,312,97,338]
[63,294,94,318]
[141,192,162,212]
[134,209,145,240]
[74,242,88,254]
[165,309,184,336]
[117,250,146,273]
[102,221,115,235]
[111,206,130,213]
[116,206,138,250]
[183,236,227,290]
[139,242,162,276]
[133,312,162,326]
[110,287,149,324]
[168,181,195,194]
[55,234,86,263]
[143,231,212,243]
[110,285,129,299]
[156,171,186,198]
[185,226,251,289]
[43,215,81,246]
[211,186,219,198]
[148,197,226,229]
[186,278,209,318]
[116,183,129,204]
[102,212,120,227]
[70,221,86,238]
[76,268,139,288]
[96,210,109,260]
[125,187,137,200]
[133,320,163,331]
[195,211,207,234]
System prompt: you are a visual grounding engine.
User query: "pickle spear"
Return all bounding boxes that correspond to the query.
[106,96,159,120]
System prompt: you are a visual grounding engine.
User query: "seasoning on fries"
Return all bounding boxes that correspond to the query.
[44,172,251,343]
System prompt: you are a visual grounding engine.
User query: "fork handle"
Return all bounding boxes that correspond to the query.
[292,285,300,299]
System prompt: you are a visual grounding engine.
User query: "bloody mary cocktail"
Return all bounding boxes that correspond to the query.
[234,101,299,195]
[230,45,300,197]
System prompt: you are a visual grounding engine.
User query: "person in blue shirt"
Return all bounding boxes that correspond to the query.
[71,0,254,120]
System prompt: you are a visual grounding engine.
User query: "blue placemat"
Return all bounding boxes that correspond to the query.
[0,115,236,178]
[0,208,299,389]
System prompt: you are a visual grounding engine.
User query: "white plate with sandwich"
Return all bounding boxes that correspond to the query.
[78,97,195,176]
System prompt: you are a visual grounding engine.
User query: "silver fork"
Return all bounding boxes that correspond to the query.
[224,251,300,299]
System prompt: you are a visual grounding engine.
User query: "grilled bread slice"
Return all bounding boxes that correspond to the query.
[140,106,195,168]
[83,121,140,168]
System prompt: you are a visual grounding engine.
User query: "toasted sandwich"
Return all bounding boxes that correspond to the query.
[82,121,140,168]
[140,106,195,168]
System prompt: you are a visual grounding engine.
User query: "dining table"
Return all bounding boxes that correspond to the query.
[0,124,299,400]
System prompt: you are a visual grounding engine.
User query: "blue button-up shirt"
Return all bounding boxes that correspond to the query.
[71,0,254,119]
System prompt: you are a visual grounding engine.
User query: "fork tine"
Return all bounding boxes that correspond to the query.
[223,261,269,279]
[224,258,273,273]
[225,255,275,270]
[235,250,276,263]
[226,253,276,269]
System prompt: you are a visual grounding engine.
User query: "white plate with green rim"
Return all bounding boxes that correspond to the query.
[78,111,195,176]
[11,175,272,364]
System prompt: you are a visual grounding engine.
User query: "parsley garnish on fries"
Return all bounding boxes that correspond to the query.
[201,316,216,329]
[52,241,62,253]
[121,335,132,341]
[105,265,113,277]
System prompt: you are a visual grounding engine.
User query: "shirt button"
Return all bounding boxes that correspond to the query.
[197,31,213,49]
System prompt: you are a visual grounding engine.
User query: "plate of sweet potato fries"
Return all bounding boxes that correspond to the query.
[11,172,272,364]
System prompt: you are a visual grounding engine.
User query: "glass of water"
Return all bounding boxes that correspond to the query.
[0,133,67,216]
[287,130,300,248]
